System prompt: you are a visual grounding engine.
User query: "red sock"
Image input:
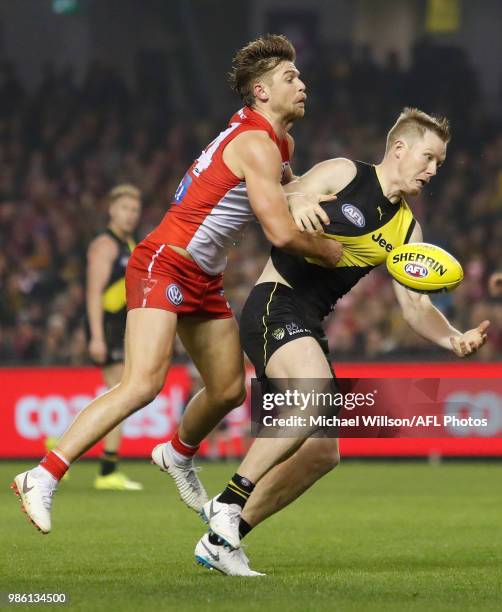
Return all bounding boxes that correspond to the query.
[40,450,70,481]
[170,431,199,458]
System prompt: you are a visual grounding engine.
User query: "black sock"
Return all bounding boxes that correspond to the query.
[217,473,255,509]
[100,451,118,476]
[239,518,253,540]
[207,519,253,548]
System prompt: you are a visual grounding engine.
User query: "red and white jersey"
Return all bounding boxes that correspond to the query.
[148,107,291,275]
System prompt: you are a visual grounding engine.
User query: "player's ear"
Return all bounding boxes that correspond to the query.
[253,81,269,102]
[393,139,406,159]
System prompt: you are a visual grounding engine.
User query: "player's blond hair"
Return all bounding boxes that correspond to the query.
[106,184,141,205]
[228,34,296,107]
[386,108,451,152]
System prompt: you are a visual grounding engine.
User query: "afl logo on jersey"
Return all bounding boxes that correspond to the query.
[166,284,184,306]
[341,203,366,228]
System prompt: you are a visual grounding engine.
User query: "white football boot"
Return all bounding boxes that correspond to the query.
[200,496,242,549]
[151,442,208,513]
[195,533,265,576]
[11,469,57,534]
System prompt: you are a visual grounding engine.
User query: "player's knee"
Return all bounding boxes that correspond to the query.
[310,440,340,475]
[223,380,247,408]
[122,373,164,407]
[210,378,246,410]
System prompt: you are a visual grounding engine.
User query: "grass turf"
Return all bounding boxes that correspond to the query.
[1,460,502,611]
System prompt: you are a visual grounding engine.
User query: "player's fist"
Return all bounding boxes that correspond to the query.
[488,272,502,297]
[287,192,333,233]
[450,320,490,357]
[89,337,107,364]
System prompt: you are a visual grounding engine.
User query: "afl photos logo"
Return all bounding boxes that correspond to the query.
[341,203,366,228]
[166,284,184,306]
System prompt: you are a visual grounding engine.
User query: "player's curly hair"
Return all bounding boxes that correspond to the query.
[386,108,451,151]
[229,34,296,107]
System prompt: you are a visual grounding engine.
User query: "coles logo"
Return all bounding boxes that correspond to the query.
[341,203,365,228]
[166,284,184,306]
[404,263,428,278]
[14,387,186,440]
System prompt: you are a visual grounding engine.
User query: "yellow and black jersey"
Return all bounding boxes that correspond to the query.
[101,228,136,316]
[271,161,416,319]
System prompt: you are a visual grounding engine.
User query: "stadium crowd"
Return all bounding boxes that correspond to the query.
[1,41,501,365]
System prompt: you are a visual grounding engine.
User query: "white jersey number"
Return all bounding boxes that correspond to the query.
[193,123,240,177]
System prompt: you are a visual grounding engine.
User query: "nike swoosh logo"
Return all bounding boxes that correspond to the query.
[161,452,169,470]
[207,500,221,520]
[201,540,220,562]
[23,474,34,494]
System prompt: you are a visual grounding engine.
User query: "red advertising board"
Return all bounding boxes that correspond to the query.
[1,363,501,458]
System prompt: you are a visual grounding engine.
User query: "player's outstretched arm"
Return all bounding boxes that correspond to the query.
[226,131,342,267]
[393,223,490,357]
[86,235,117,364]
[284,158,357,233]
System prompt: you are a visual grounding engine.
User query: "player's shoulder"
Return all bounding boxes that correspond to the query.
[88,232,119,257]
[305,157,357,193]
[230,129,282,160]
[323,157,357,177]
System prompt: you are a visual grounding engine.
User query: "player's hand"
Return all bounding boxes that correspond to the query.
[89,337,107,363]
[286,192,334,234]
[450,320,490,357]
[315,237,343,268]
[488,272,502,297]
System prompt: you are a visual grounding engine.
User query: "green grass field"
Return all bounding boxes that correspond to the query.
[1,461,502,611]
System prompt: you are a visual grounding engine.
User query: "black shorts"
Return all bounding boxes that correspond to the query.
[85,311,126,366]
[239,282,332,379]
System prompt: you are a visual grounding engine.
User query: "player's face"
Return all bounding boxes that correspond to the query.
[109,196,141,233]
[398,131,447,196]
[263,61,307,121]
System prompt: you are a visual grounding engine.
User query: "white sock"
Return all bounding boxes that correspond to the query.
[166,441,193,466]
[31,465,58,488]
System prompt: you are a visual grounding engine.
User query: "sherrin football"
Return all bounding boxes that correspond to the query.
[386,242,464,293]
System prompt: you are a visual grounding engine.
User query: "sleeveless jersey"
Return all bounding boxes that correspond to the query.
[101,229,136,315]
[271,161,416,319]
[148,107,291,275]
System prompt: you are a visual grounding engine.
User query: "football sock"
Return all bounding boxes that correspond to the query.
[39,450,70,482]
[100,450,118,476]
[170,431,199,463]
[239,518,253,540]
[217,474,255,509]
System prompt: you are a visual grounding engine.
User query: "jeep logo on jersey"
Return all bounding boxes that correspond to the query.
[166,284,184,306]
[341,203,365,228]
[272,327,285,341]
[371,232,394,252]
[404,263,429,278]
